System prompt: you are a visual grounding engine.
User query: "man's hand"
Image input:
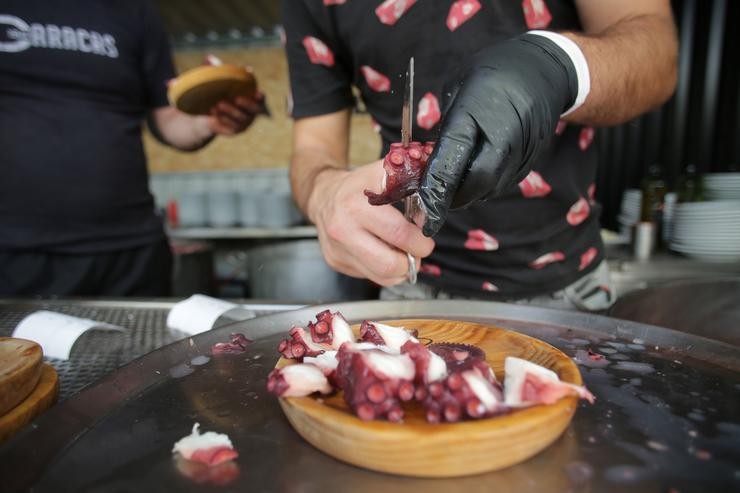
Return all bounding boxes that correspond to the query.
[205,93,267,136]
[150,92,266,151]
[306,161,435,287]
[419,34,579,237]
[419,1,677,237]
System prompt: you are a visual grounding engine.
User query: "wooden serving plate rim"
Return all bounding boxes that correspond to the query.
[167,64,255,105]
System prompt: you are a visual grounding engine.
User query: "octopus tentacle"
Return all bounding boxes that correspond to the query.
[359,320,418,351]
[364,141,435,205]
[336,344,416,422]
[266,363,333,397]
[277,326,330,360]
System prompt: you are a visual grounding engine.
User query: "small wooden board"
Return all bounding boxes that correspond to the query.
[168,64,257,115]
[277,319,584,478]
[0,337,43,416]
[0,364,59,444]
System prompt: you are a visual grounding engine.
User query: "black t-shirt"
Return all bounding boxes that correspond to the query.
[283,0,605,299]
[0,0,175,253]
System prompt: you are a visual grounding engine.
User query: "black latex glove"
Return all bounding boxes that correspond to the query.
[419,33,580,237]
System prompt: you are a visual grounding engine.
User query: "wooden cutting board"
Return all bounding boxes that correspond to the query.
[168,64,257,115]
[277,319,585,478]
[0,337,43,416]
[0,364,59,444]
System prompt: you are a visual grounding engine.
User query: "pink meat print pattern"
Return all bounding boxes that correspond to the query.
[529,251,565,270]
[522,0,552,29]
[420,263,442,277]
[579,127,595,151]
[303,36,335,67]
[579,247,598,271]
[464,229,499,251]
[375,0,418,26]
[361,65,391,92]
[481,281,500,292]
[587,183,596,203]
[447,0,482,32]
[555,120,567,136]
[518,171,552,198]
[417,92,441,130]
[323,0,346,5]
[566,197,590,226]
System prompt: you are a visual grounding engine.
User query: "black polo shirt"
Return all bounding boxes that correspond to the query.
[0,0,175,253]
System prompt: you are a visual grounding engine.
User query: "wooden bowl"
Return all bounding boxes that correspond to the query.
[0,337,43,416]
[168,64,257,115]
[0,364,58,443]
[276,319,584,478]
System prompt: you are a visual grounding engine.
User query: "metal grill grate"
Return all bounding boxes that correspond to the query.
[0,302,286,402]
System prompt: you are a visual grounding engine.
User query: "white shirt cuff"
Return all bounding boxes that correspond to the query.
[528,30,591,116]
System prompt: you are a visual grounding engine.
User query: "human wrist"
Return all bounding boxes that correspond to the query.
[193,115,216,144]
[526,30,590,116]
[304,166,345,225]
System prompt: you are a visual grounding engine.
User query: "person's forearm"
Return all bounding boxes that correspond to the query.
[563,13,678,125]
[150,107,215,152]
[290,147,347,220]
[289,110,352,219]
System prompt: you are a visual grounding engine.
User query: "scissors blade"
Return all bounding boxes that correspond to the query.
[401,57,414,146]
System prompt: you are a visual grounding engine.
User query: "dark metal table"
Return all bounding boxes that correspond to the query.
[1,300,738,492]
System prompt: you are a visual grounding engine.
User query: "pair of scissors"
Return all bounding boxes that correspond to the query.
[400,57,422,284]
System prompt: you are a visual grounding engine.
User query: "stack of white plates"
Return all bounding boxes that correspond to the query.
[669,201,740,262]
[617,189,642,240]
[704,173,740,200]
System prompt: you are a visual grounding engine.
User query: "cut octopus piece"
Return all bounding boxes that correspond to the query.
[277,326,332,360]
[420,367,506,423]
[211,333,253,355]
[307,310,354,349]
[302,350,339,375]
[336,344,416,422]
[175,456,240,486]
[503,356,595,407]
[400,340,448,386]
[266,363,334,397]
[364,141,435,206]
[172,423,238,466]
[359,320,418,351]
[428,343,488,373]
[303,350,340,386]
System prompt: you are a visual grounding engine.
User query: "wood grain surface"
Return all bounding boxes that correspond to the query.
[168,64,257,115]
[0,364,59,444]
[277,319,584,477]
[0,337,43,416]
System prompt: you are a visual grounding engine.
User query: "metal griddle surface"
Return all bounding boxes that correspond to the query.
[1,300,739,493]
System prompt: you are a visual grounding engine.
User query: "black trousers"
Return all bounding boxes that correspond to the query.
[0,239,172,297]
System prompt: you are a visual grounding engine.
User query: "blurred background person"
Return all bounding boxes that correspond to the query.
[0,0,263,296]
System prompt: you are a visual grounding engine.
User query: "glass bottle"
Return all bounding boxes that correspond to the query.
[676,164,704,203]
[640,164,667,223]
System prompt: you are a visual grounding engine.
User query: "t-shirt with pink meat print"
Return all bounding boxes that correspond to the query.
[283,0,603,299]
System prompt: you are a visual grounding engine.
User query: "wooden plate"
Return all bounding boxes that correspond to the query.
[0,364,58,443]
[276,319,584,478]
[0,337,43,416]
[168,64,257,115]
